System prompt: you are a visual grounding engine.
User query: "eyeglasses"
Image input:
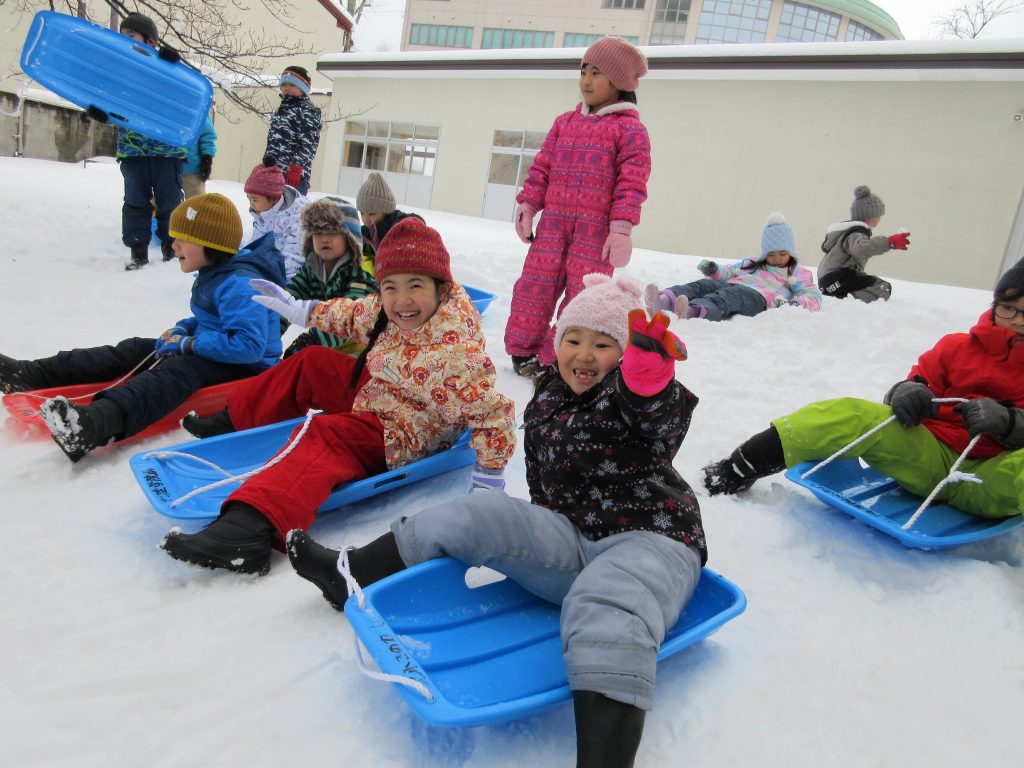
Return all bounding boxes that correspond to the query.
[993,303,1024,320]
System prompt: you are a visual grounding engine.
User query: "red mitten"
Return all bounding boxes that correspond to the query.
[285,163,303,187]
[887,232,911,250]
[621,309,687,396]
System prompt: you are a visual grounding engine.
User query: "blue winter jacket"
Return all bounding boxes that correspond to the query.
[182,117,218,175]
[173,236,287,367]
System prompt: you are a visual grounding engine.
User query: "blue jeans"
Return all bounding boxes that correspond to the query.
[669,278,767,322]
[391,490,702,710]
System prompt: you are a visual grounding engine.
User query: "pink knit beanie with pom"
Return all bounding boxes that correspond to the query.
[555,273,644,351]
[582,36,648,92]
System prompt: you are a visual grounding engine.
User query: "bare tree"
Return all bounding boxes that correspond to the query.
[933,0,1023,39]
[342,0,374,53]
[2,0,368,119]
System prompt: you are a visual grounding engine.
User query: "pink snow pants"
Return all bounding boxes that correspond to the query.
[504,211,612,365]
[223,346,385,538]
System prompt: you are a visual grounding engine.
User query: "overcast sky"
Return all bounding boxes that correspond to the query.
[352,0,1024,51]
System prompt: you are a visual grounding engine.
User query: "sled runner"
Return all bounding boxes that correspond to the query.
[129,421,475,520]
[343,557,746,728]
[3,380,234,442]
[20,11,213,147]
[786,460,1024,550]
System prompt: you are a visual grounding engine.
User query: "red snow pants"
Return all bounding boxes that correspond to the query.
[504,210,612,365]
[222,346,386,537]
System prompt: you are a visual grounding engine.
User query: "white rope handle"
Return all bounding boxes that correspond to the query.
[337,547,434,702]
[142,409,322,508]
[901,434,983,530]
[20,351,158,402]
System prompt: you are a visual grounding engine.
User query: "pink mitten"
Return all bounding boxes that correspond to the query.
[514,203,537,244]
[620,309,687,397]
[602,220,633,267]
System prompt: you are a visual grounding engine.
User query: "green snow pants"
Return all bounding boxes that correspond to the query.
[772,398,1024,519]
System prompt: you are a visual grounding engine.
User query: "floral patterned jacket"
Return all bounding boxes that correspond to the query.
[309,285,516,470]
[523,368,707,563]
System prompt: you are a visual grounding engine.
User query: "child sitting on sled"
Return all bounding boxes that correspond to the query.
[243,158,309,279]
[0,193,285,462]
[286,273,703,767]
[702,259,1024,519]
[161,217,516,575]
[644,213,822,321]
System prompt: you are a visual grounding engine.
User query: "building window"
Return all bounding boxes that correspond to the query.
[695,0,771,44]
[487,129,547,187]
[845,20,883,41]
[343,120,439,176]
[481,28,555,49]
[776,2,840,42]
[649,0,691,45]
[564,32,639,47]
[601,0,645,8]
[408,23,473,48]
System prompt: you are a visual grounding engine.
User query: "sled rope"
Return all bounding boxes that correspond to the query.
[337,546,434,702]
[800,397,970,480]
[143,408,322,508]
[20,352,158,403]
[902,434,983,530]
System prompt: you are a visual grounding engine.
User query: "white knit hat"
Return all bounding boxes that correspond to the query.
[555,273,644,351]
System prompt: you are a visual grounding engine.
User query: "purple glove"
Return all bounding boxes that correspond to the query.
[514,203,536,244]
[602,220,633,267]
[249,278,317,327]
[621,309,687,397]
[469,463,505,493]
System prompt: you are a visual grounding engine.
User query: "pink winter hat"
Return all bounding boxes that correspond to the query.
[582,36,648,92]
[244,160,285,200]
[555,273,644,351]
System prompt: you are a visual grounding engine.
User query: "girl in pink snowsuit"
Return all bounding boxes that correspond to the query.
[505,36,652,376]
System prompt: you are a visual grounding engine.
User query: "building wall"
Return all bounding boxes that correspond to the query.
[318,46,1024,290]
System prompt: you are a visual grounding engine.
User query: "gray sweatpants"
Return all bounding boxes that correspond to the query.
[391,490,702,710]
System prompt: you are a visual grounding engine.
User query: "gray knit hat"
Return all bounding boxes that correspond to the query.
[995,257,1024,300]
[850,185,885,222]
[301,196,362,259]
[356,172,396,215]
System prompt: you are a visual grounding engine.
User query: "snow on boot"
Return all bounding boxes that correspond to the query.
[181,407,236,439]
[703,426,785,496]
[39,396,122,463]
[125,244,149,271]
[287,528,406,611]
[702,450,758,496]
[160,502,274,575]
[573,690,646,768]
[511,355,540,377]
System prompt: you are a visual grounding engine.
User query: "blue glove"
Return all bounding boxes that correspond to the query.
[469,463,505,493]
[697,260,718,277]
[249,279,317,328]
[155,334,194,357]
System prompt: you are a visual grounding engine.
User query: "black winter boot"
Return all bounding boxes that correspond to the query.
[161,240,175,261]
[1,353,60,393]
[160,501,274,575]
[39,396,124,462]
[181,408,236,439]
[702,426,786,496]
[511,355,540,377]
[125,244,149,271]
[287,529,406,611]
[573,691,646,768]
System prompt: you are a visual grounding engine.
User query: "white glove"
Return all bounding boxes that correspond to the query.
[249,279,318,328]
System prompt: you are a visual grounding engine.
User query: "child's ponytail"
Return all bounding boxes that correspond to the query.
[349,307,390,389]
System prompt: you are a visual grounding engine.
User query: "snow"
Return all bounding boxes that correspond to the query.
[1,156,1022,767]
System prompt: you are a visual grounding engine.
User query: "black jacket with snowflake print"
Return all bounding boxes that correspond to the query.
[265,95,322,187]
[523,369,706,564]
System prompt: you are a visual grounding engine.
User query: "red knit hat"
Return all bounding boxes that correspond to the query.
[374,217,453,283]
[582,36,648,92]
[244,161,285,200]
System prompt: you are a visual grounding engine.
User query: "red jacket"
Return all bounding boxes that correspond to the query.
[911,311,1024,457]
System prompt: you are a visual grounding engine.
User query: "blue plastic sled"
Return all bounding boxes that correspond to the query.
[130,419,475,520]
[21,11,213,148]
[345,558,746,728]
[463,285,495,316]
[786,461,1024,550]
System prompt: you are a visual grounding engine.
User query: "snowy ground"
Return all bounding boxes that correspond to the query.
[1,157,1021,767]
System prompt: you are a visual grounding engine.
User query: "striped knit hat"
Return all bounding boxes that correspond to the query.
[169,193,242,255]
[374,217,453,283]
[582,36,648,92]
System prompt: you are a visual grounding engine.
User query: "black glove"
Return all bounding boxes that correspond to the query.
[157,45,181,63]
[86,105,108,123]
[954,398,1012,439]
[886,380,936,427]
[199,154,213,182]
